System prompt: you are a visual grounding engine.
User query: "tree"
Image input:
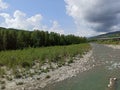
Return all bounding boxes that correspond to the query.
[0,27,87,51]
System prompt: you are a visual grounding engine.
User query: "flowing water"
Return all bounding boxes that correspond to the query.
[42,44,120,90]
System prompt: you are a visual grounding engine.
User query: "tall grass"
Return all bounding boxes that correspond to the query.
[0,43,91,69]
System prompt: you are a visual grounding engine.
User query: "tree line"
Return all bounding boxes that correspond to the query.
[0,27,87,51]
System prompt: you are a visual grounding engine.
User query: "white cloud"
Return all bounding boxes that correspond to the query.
[64,0,101,37]
[0,10,43,30]
[0,0,8,10]
[65,0,120,37]
[0,0,65,34]
[49,21,64,34]
[0,10,65,34]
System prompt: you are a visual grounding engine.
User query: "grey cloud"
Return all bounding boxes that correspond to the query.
[84,0,120,32]
[65,0,120,36]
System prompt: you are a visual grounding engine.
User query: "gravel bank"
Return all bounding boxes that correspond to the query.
[5,50,94,90]
[104,44,120,49]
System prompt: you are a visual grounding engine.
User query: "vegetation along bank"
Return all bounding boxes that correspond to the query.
[0,27,91,89]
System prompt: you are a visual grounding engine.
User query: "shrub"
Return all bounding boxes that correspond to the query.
[15,74,22,79]
[0,69,5,76]
[68,59,73,64]
[21,62,30,68]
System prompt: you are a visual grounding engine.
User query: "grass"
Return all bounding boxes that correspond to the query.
[0,68,5,76]
[0,43,91,76]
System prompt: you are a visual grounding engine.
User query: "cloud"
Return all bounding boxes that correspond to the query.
[49,21,64,34]
[0,10,64,34]
[0,0,65,35]
[65,0,120,36]
[0,0,8,10]
[0,10,43,30]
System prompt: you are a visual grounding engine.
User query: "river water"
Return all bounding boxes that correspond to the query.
[42,44,120,90]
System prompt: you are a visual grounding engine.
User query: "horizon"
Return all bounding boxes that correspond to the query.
[1,26,120,38]
[0,0,120,37]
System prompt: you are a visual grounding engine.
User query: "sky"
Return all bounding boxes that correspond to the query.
[0,0,120,37]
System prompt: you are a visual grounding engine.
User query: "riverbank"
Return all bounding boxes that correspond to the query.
[20,43,120,90]
[0,44,92,90]
[4,50,94,90]
[104,44,120,49]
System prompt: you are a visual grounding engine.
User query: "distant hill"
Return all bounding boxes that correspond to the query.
[90,31,120,40]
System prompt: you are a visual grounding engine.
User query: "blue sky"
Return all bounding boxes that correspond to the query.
[0,0,120,37]
[0,0,76,35]
[5,0,69,22]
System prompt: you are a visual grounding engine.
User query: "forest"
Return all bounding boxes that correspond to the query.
[0,27,87,51]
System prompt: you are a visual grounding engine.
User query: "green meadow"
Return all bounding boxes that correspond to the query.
[0,43,90,68]
[0,43,91,76]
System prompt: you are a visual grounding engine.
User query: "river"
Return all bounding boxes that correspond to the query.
[41,44,120,90]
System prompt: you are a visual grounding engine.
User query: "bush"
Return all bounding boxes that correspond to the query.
[68,59,73,64]
[21,62,30,68]
[15,74,22,79]
[0,69,5,76]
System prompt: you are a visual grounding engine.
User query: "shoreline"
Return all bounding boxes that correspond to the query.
[104,44,120,49]
[5,50,94,90]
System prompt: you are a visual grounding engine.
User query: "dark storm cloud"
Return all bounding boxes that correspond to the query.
[65,0,120,36]
[84,0,120,32]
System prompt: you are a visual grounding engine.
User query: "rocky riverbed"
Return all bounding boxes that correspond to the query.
[35,43,120,90]
[105,44,120,49]
[1,50,95,90]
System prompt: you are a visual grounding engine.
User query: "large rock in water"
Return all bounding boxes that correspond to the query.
[108,78,117,89]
